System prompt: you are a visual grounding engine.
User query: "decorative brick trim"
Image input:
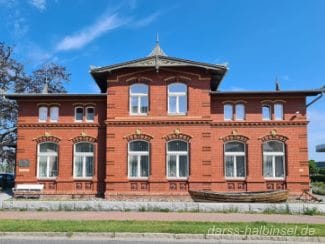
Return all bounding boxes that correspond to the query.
[260,134,288,142]
[71,135,97,143]
[211,121,308,127]
[106,119,211,126]
[124,133,153,142]
[221,135,249,143]
[18,123,105,128]
[163,133,192,142]
[33,135,61,143]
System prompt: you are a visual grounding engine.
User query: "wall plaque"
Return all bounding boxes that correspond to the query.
[18,159,30,168]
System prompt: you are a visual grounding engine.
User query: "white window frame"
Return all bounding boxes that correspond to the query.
[49,106,59,122]
[262,105,272,121]
[168,83,187,115]
[263,141,285,180]
[235,104,245,121]
[274,103,284,120]
[129,84,148,116]
[73,143,94,179]
[37,143,58,179]
[74,106,84,122]
[38,106,48,122]
[224,141,246,179]
[166,140,189,179]
[128,140,150,179]
[224,104,233,121]
[85,106,95,122]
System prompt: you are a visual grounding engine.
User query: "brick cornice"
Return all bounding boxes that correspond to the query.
[18,123,105,128]
[211,121,308,127]
[105,118,212,126]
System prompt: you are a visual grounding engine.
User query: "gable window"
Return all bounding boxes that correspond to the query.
[38,143,58,178]
[168,83,187,115]
[224,104,233,120]
[86,107,95,122]
[75,107,84,122]
[262,105,271,120]
[235,104,245,120]
[274,103,284,120]
[130,84,148,115]
[39,106,48,122]
[74,143,94,178]
[167,140,188,178]
[224,141,246,178]
[263,141,285,179]
[128,141,149,178]
[49,106,59,122]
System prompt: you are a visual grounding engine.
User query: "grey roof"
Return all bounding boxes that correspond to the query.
[210,89,322,96]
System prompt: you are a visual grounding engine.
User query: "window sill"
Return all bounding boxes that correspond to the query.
[264,177,285,181]
[225,177,246,180]
[167,177,188,181]
[129,114,148,116]
[128,177,149,181]
[73,177,93,180]
[168,113,187,116]
[37,177,57,180]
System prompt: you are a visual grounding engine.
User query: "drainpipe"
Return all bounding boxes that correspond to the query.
[306,87,325,108]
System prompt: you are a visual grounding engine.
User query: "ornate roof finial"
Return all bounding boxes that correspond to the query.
[148,33,167,57]
[275,76,280,91]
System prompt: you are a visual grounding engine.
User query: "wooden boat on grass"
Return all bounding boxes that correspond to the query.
[189,190,288,203]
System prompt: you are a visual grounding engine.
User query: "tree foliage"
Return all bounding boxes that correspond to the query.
[0,42,70,172]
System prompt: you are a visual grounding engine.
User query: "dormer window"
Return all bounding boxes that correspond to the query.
[168,83,187,115]
[130,84,148,115]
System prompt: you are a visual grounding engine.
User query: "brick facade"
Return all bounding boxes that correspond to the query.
[9,53,319,200]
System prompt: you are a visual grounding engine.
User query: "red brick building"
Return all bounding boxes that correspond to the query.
[7,43,322,199]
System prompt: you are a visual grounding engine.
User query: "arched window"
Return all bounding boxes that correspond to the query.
[38,106,48,122]
[262,105,271,120]
[49,106,59,122]
[86,107,95,122]
[74,142,94,178]
[75,107,84,122]
[128,141,149,178]
[38,142,58,178]
[130,84,148,115]
[168,83,187,114]
[263,141,285,179]
[167,140,188,178]
[224,104,233,120]
[274,103,284,120]
[235,104,245,120]
[224,141,246,178]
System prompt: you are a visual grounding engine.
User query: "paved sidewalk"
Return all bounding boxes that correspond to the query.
[0,211,324,224]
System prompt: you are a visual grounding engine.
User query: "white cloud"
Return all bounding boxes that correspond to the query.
[29,0,47,12]
[133,11,160,27]
[56,14,127,51]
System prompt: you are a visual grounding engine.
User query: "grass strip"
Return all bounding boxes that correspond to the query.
[0,220,323,236]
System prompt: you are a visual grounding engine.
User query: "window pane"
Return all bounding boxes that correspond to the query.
[236,156,245,177]
[85,156,93,177]
[274,104,283,120]
[75,107,83,121]
[129,141,149,152]
[74,156,83,177]
[262,105,271,120]
[131,96,138,114]
[178,95,187,113]
[168,155,177,177]
[275,156,284,177]
[140,96,148,113]
[168,83,186,93]
[168,96,177,113]
[39,107,48,121]
[235,104,245,120]
[179,155,188,177]
[140,155,149,177]
[224,104,233,120]
[76,143,94,153]
[225,142,244,152]
[263,155,273,177]
[131,84,148,94]
[168,141,187,151]
[263,141,283,152]
[39,143,57,153]
[49,156,58,177]
[86,107,95,121]
[225,156,234,177]
[129,155,138,177]
[50,107,59,122]
[39,156,47,177]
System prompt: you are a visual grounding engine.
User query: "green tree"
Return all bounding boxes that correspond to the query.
[309,160,319,176]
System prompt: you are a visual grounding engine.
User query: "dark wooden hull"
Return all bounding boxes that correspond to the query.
[189,190,288,203]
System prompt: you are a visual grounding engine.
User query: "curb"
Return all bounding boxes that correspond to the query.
[0,232,324,242]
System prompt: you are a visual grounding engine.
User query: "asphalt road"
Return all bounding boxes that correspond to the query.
[0,238,318,244]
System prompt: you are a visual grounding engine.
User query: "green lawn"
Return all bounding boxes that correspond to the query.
[0,220,323,237]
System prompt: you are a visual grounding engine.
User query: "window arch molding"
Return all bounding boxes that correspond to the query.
[163,132,192,142]
[33,135,61,144]
[260,134,288,143]
[221,134,249,143]
[124,133,153,142]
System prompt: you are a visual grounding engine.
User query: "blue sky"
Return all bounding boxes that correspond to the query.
[0,0,324,160]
